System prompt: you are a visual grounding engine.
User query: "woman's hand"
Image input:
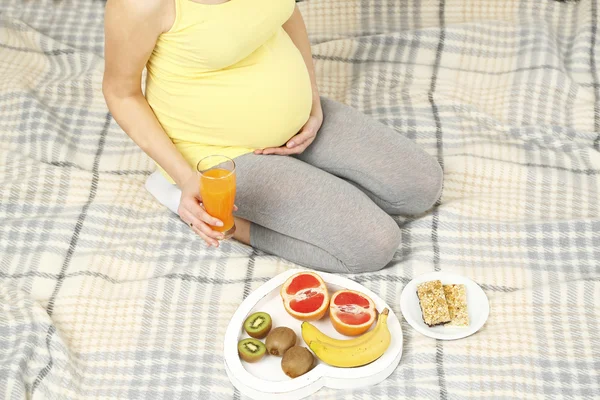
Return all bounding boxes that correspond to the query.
[177,172,228,247]
[255,108,323,156]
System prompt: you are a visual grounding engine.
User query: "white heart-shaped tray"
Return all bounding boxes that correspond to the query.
[224,269,403,400]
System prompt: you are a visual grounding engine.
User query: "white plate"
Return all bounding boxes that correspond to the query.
[224,269,403,400]
[400,272,489,340]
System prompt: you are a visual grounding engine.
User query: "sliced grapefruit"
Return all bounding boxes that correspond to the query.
[329,289,377,336]
[280,271,329,321]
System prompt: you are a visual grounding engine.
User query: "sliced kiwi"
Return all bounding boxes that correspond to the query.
[238,338,266,363]
[243,312,272,339]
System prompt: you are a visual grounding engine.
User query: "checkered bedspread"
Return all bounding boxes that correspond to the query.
[1,0,599,398]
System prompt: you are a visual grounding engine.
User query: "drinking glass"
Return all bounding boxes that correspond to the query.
[197,155,236,240]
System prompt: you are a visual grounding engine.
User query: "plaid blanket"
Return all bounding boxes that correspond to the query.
[1,0,599,398]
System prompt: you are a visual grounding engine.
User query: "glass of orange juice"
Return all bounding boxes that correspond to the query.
[197,155,236,240]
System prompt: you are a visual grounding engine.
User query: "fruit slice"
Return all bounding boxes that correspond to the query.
[280,271,329,321]
[329,289,377,336]
[243,312,272,339]
[238,338,266,363]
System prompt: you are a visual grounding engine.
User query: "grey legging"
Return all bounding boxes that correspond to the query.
[231,97,443,273]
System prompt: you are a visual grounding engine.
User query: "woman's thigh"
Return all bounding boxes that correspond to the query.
[232,152,401,272]
[295,97,443,215]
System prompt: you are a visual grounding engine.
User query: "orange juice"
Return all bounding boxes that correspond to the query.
[200,168,236,232]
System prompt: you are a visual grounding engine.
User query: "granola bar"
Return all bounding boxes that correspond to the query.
[443,284,469,326]
[416,280,451,327]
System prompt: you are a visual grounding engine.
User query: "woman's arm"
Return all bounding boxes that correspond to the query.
[103,0,225,246]
[283,5,322,116]
[103,0,192,187]
[256,5,323,155]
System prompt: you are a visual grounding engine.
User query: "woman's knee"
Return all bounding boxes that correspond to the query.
[339,215,402,273]
[384,157,443,215]
[405,158,443,214]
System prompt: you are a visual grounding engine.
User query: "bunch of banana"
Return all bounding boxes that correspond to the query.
[301,308,391,368]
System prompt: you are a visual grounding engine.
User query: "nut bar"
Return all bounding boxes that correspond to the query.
[443,284,469,326]
[416,280,451,327]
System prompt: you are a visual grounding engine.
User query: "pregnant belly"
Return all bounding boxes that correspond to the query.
[147,31,313,149]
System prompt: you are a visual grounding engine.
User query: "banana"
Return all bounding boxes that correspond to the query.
[301,309,384,348]
[307,308,391,368]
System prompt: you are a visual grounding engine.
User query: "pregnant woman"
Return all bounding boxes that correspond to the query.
[102,0,443,273]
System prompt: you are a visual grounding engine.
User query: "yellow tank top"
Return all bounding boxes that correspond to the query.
[146,0,313,181]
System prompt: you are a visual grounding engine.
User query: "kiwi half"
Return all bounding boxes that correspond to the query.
[243,312,272,339]
[238,338,266,363]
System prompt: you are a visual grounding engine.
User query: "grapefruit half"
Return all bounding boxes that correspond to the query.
[329,289,377,336]
[280,272,329,321]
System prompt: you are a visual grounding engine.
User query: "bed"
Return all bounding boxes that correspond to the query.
[1,0,599,398]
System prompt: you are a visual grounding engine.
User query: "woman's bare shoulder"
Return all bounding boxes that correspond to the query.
[105,0,174,33]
